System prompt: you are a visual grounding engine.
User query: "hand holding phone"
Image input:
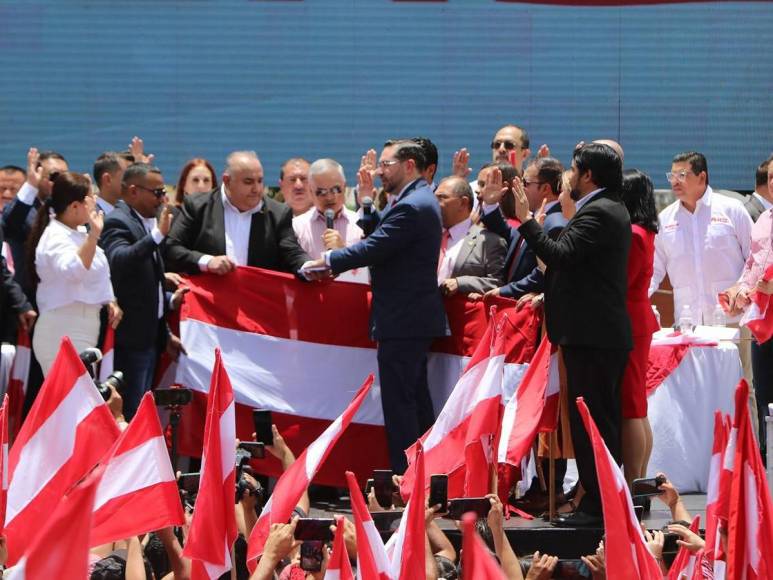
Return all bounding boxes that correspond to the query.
[428,474,448,513]
[253,409,274,445]
[373,470,394,509]
[446,497,491,520]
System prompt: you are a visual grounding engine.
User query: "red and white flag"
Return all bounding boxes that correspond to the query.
[401,310,509,501]
[740,264,773,344]
[461,512,507,580]
[575,397,661,580]
[4,337,120,565]
[97,325,115,384]
[387,441,426,580]
[0,395,9,534]
[325,515,355,580]
[247,375,375,567]
[344,471,391,580]
[497,335,555,467]
[183,349,237,580]
[6,328,30,440]
[726,379,773,579]
[703,411,729,576]
[175,268,538,487]
[90,392,185,546]
[667,515,701,580]
[5,464,104,580]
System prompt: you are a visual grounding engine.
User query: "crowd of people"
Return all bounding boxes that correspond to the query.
[0,125,771,578]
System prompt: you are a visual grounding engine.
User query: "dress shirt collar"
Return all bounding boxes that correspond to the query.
[544,199,560,213]
[574,187,605,212]
[221,185,263,215]
[446,217,472,242]
[96,196,114,213]
[691,186,714,212]
[753,192,773,211]
[395,178,423,202]
[313,207,348,222]
[130,207,155,233]
[52,218,87,236]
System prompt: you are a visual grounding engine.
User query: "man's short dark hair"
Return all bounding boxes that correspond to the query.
[573,143,623,191]
[412,137,438,170]
[122,162,162,188]
[672,151,709,185]
[279,157,309,181]
[93,151,124,186]
[386,140,427,172]
[756,155,773,188]
[36,151,66,168]
[441,176,474,209]
[0,165,25,176]
[531,156,564,195]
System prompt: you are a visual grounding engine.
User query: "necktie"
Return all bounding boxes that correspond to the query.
[437,229,451,274]
[506,236,526,282]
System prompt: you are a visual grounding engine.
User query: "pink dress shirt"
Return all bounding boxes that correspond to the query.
[737,208,773,291]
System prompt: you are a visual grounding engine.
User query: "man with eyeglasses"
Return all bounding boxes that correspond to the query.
[490,124,531,171]
[100,163,184,419]
[305,140,449,473]
[164,150,310,277]
[292,158,367,284]
[3,148,69,290]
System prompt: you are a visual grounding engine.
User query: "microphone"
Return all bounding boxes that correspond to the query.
[325,209,335,229]
[79,348,103,367]
[361,196,373,215]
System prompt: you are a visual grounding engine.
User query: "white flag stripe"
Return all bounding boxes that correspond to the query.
[744,463,761,571]
[724,428,737,471]
[545,353,559,397]
[706,452,721,504]
[7,373,102,523]
[363,520,390,573]
[305,413,344,480]
[5,556,26,579]
[93,435,174,511]
[10,347,29,382]
[219,401,236,482]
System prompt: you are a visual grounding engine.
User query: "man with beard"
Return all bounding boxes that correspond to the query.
[305,140,449,472]
[512,143,632,527]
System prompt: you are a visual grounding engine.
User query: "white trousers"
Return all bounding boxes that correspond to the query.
[33,303,101,375]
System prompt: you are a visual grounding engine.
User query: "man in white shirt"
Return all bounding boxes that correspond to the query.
[93,151,133,215]
[0,165,25,210]
[744,156,773,222]
[292,158,367,284]
[649,151,753,325]
[435,176,505,296]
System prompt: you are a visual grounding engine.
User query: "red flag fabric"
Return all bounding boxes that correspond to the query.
[575,397,662,580]
[667,515,701,580]
[401,310,512,501]
[324,515,355,580]
[247,375,375,568]
[4,337,120,565]
[183,349,237,580]
[0,395,9,534]
[97,325,115,384]
[497,335,555,467]
[6,328,30,440]
[703,411,729,573]
[726,379,773,579]
[387,441,426,580]
[739,264,773,343]
[90,392,185,546]
[344,471,390,580]
[461,512,508,580]
[6,464,104,580]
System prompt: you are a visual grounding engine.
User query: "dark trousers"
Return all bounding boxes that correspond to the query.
[377,337,435,473]
[752,339,773,461]
[115,346,159,421]
[561,345,628,517]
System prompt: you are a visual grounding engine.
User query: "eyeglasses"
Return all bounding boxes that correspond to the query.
[666,170,692,183]
[523,180,545,188]
[314,185,344,197]
[48,171,61,183]
[136,184,167,198]
[378,159,400,169]
[490,140,520,151]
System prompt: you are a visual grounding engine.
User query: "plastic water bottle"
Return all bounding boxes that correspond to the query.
[651,305,661,328]
[712,303,726,327]
[678,304,693,335]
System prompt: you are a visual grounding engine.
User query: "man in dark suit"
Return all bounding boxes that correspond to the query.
[164,151,310,276]
[480,157,568,300]
[744,156,773,222]
[100,163,185,420]
[435,176,505,296]
[306,140,449,472]
[513,143,632,527]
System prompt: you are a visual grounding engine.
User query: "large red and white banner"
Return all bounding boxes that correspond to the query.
[175,267,540,486]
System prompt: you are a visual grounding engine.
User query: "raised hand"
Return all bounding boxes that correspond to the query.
[86,196,105,238]
[452,148,471,178]
[512,176,531,223]
[357,167,376,200]
[558,171,576,220]
[537,144,551,158]
[479,167,506,205]
[129,136,155,164]
[26,147,43,189]
[158,204,173,237]
[534,198,548,225]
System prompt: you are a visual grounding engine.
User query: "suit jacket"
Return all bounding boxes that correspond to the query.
[519,189,633,350]
[450,224,506,294]
[100,200,168,351]
[2,196,40,291]
[481,207,537,293]
[499,202,568,298]
[627,224,659,338]
[329,179,449,341]
[163,188,310,275]
[744,194,766,223]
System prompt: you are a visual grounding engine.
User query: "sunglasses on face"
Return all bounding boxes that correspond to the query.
[490,140,520,151]
[136,184,166,198]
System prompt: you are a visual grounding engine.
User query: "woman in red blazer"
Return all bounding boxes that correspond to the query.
[620,169,660,489]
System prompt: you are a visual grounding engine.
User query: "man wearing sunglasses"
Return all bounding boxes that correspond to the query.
[490,124,531,171]
[100,163,184,420]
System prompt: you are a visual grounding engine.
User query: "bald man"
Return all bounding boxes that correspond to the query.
[164,150,310,275]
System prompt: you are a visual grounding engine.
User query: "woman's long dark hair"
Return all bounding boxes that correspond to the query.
[25,172,91,287]
[621,169,659,233]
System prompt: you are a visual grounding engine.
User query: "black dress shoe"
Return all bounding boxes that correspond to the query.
[552,510,603,528]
